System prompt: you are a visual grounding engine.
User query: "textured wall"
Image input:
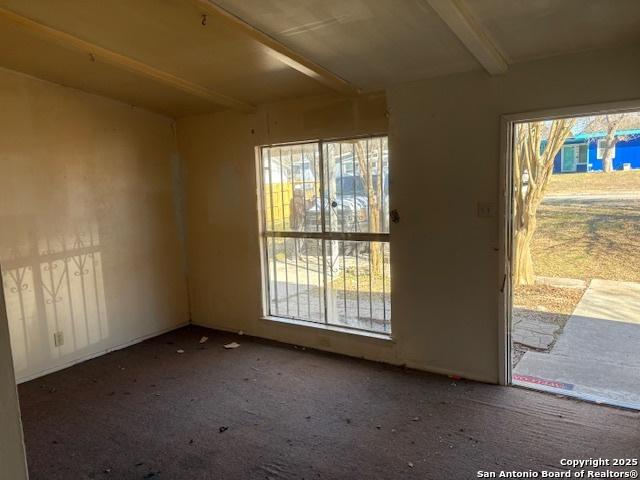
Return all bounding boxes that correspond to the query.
[177,44,640,383]
[0,68,189,383]
[0,279,27,479]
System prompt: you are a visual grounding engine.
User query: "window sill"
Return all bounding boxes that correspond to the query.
[260,315,394,342]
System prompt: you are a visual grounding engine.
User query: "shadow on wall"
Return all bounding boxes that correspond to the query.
[1,216,108,381]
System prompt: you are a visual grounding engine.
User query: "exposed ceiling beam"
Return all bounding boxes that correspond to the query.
[188,0,360,96]
[425,0,508,75]
[0,7,255,112]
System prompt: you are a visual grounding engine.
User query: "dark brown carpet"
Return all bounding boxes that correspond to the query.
[18,325,639,480]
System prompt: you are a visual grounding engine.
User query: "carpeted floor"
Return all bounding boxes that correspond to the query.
[18,325,639,480]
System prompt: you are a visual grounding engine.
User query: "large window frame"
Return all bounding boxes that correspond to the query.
[257,135,391,336]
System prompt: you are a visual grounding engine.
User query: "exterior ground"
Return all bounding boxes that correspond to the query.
[514,279,640,409]
[512,285,584,366]
[512,170,640,368]
[269,252,391,334]
[532,194,640,282]
[545,169,640,195]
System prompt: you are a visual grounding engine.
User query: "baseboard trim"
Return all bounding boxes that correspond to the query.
[15,322,189,384]
[402,361,497,385]
[189,321,497,385]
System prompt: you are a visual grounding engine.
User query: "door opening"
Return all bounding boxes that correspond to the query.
[502,104,640,409]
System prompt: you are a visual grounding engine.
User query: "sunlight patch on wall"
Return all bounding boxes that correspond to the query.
[1,221,108,378]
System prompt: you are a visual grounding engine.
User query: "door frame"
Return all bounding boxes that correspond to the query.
[497,99,640,386]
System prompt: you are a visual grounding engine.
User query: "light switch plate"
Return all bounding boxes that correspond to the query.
[53,331,64,347]
[477,202,497,218]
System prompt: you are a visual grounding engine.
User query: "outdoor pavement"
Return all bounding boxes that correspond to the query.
[512,317,558,350]
[271,281,391,333]
[268,257,391,334]
[514,278,640,409]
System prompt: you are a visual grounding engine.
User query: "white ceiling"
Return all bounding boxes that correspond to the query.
[215,0,640,90]
[467,0,640,63]
[0,0,638,115]
[213,0,480,90]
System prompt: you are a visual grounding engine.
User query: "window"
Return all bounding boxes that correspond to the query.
[578,144,588,164]
[597,139,614,160]
[258,136,391,335]
[561,144,588,172]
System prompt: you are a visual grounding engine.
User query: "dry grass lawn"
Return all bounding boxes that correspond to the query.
[545,169,640,195]
[513,285,585,315]
[532,171,640,282]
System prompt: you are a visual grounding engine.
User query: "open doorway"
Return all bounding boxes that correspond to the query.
[505,105,640,409]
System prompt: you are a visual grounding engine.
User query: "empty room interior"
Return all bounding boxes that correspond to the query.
[1,1,639,479]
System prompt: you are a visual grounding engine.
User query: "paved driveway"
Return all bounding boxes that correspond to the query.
[514,279,640,409]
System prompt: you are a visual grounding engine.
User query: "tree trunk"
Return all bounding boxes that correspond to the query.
[513,217,536,285]
[512,119,575,286]
[602,151,614,172]
[600,116,623,173]
[354,142,383,276]
[601,134,616,173]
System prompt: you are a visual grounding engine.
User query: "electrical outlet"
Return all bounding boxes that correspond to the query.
[53,331,64,347]
[477,202,497,218]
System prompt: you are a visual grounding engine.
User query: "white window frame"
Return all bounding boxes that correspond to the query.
[256,135,391,336]
[597,138,615,160]
[576,143,588,165]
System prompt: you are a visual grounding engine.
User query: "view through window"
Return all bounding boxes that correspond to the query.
[259,136,391,334]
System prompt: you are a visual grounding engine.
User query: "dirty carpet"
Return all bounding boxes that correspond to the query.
[18,326,639,479]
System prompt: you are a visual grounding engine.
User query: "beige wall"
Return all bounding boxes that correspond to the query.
[2,37,637,480]
[177,94,402,366]
[177,44,640,383]
[0,68,189,383]
[387,44,640,381]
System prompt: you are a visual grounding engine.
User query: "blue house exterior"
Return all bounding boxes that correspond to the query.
[552,128,640,174]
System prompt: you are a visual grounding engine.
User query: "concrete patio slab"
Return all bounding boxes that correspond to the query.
[514,279,640,409]
[512,318,558,349]
[573,278,640,325]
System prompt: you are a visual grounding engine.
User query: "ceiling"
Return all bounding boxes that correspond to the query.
[0,0,332,116]
[468,0,640,63]
[216,0,640,88]
[0,0,638,117]
[215,0,480,90]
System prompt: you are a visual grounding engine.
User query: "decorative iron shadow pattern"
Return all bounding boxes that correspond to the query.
[1,223,108,375]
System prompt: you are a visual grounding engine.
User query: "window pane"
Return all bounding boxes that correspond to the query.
[323,137,389,234]
[324,240,391,334]
[260,137,391,336]
[266,237,324,323]
[262,144,321,233]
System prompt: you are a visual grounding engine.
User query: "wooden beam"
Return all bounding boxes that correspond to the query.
[425,0,508,75]
[0,7,255,112]
[188,0,360,96]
